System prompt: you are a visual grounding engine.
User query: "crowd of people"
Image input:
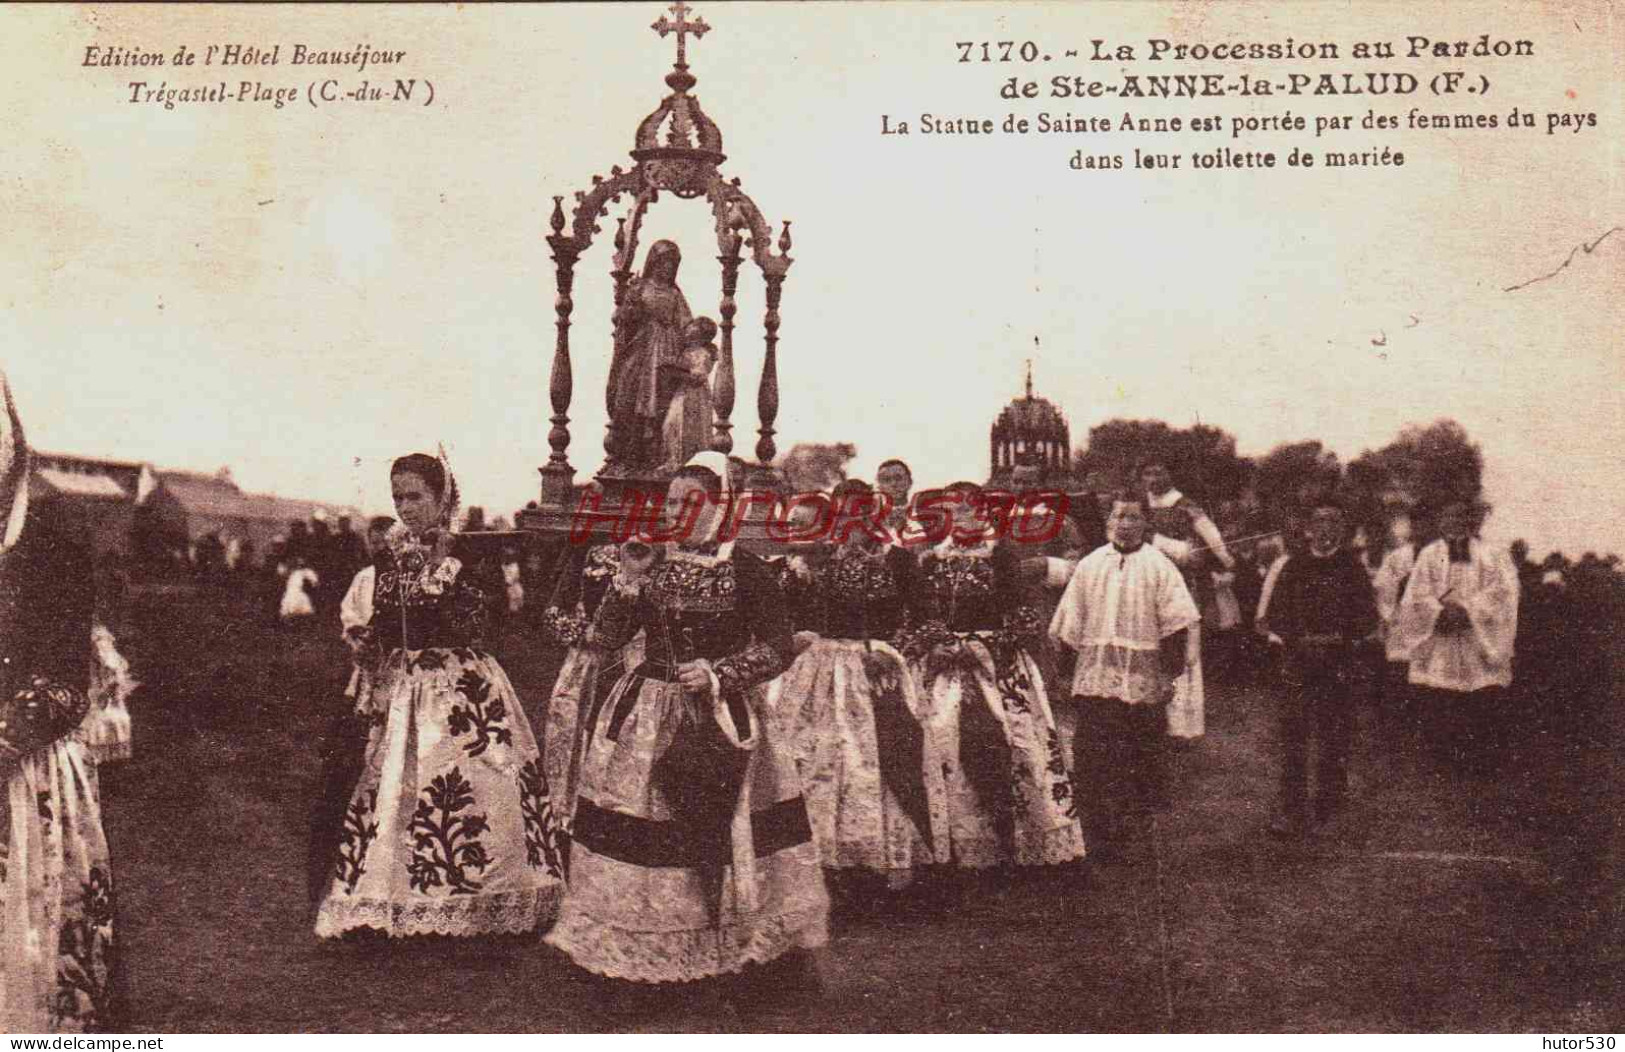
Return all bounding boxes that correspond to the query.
[293,446,1524,1012]
[148,515,380,631]
[2,384,1538,1030]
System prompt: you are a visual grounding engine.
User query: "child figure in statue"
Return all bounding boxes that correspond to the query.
[660,316,720,470]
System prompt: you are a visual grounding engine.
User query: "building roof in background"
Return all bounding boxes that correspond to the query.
[155,470,360,525]
[32,467,131,501]
[33,452,157,503]
[33,451,149,473]
[21,453,366,523]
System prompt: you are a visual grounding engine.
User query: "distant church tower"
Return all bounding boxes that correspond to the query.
[989,361,1072,487]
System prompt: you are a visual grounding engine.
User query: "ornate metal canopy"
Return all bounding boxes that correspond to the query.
[539,1,793,506]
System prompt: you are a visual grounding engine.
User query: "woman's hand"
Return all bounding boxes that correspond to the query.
[1437,601,1471,634]
[1015,556,1050,588]
[792,631,822,654]
[676,660,713,696]
[620,541,656,578]
[614,542,655,590]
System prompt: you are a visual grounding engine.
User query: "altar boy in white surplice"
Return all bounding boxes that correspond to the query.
[1394,499,1519,773]
[1047,492,1198,861]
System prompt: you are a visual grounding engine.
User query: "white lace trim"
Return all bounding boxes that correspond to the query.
[546,901,830,984]
[84,741,132,765]
[818,836,937,873]
[314,885,561,939]
[950,821,1087,869]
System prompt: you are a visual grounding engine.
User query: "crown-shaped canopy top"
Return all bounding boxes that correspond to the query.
[633,2,724,165]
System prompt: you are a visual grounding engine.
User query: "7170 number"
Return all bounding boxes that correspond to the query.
[956,41,1046,63]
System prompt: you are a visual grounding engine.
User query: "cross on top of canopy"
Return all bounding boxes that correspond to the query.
[636,0,723,167]
[549,1,792,262]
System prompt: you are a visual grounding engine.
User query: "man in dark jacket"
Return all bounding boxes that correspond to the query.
[1258,496,1378,837]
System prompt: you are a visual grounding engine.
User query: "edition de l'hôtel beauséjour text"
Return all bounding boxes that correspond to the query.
[83,43,406,74]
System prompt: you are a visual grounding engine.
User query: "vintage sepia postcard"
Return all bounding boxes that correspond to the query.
[0,0,1620,1038]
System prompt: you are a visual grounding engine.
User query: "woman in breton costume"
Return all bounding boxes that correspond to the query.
[547,452,829,984]
[539,504,645,838]
[901,482,1085,871]
[768,479,947,894]
[314,453,564,939]
[0,372,116,1033]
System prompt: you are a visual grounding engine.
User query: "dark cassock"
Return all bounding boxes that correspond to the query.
[1257,510,1378,836]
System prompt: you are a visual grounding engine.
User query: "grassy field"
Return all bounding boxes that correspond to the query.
[97,584,1623,1032]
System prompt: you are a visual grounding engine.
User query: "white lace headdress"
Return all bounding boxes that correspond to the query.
[436,443,462,532]
[674,449,735,560]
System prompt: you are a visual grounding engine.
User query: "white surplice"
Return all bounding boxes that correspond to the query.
[1048,543,1200,705]
[1396,538,1519,693]
[1372,543,1419,662]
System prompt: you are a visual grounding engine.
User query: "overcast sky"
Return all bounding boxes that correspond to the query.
[2,2,1620,557]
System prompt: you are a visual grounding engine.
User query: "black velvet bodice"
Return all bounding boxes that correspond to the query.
[916,543,1019,634]
[0,505,92,772]
[371,548,489,653]
[805,544,916,642]
[592,547,790,697]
